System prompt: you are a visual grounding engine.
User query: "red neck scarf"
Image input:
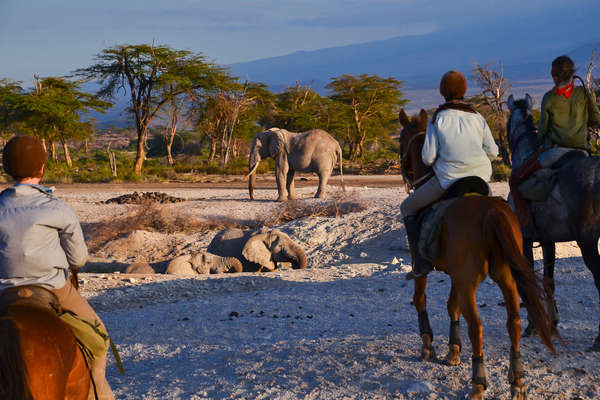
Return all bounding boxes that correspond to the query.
[555,82,574,99]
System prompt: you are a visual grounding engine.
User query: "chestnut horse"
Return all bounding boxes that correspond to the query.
[399,109,555,400]
[0,272,90,400]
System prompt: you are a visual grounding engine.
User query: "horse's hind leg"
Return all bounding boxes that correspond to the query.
[542,242,559,327]
[456,285,486,400]
[413,276,436,361]
[491,264,527,400]
[445,284,462,366]
[577,238,600,351]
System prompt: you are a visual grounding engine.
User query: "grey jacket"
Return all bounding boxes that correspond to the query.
[0,184,88,291]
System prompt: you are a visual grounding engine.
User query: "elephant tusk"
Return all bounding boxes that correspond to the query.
[246,163,260,179]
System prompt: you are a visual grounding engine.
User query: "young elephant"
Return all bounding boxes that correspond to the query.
[207,228,307,272]
[165,252,243,275]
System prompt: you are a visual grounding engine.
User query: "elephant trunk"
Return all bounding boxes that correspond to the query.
[289,243,307,270]
[220,257,243,273]
[248,149,261,200]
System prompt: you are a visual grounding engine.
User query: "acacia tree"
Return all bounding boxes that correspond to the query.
[0,79,24,144]
[191,81,272,164]
[266,82,330,132]
[326,74,406,160]
[75,44,228,174]
[472,61,512,165]
[15,77,110,166]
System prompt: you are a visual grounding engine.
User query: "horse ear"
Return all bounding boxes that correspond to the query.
[398,109,410,126]
[507,94,515,111]
[418,109,429,124]
[525,94,533,110]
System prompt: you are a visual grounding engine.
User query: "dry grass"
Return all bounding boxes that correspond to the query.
[262,190,366,226]
[83,191,366,252]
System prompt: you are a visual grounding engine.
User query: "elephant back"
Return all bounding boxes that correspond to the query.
[207,228,251,260]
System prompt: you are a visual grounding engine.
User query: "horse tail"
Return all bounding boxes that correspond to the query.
[487,207,556,354]
[0,318,33,400]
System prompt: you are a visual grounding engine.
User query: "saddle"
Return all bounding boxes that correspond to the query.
[0,285,59,314]
[518,150,587,202]
[418,176,490,264]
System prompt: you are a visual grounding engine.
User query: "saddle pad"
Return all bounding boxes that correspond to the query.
[418,198,457,264]
[57,310,109,361]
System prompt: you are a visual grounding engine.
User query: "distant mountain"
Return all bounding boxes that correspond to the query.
[229,9,599,93]
[90,7,600,126]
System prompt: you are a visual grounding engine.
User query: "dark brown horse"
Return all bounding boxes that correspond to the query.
[0,272,90,400]
[399,109,555,400]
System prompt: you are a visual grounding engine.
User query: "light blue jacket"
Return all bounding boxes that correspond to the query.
[422,109,499,189]
[0,184,88,291]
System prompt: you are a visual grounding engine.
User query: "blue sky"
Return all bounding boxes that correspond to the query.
[0,0,597,85]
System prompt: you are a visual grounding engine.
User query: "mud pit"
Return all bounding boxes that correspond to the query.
[53,176,600,399]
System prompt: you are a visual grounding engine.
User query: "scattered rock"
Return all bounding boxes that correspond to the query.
[103,192,185,205]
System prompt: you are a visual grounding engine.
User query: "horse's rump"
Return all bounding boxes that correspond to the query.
[0,305,90,400]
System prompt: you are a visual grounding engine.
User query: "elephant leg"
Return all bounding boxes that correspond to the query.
[315,170,331,198]
[275,157,289,202]
[287,169,297,200]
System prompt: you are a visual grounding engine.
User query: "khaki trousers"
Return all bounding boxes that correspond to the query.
[400,175,446,217]
[53,281,114,400]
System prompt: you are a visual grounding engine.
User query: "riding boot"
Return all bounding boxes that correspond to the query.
[509,159,542,231]
[403,215,432,279]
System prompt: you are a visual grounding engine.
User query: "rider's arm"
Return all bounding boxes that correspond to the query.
[58,204,88,270]
[481,116,499,161]
[538,93,551,147]
[421,122,438,167]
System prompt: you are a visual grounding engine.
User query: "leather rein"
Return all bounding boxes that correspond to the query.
[400,130,434,193]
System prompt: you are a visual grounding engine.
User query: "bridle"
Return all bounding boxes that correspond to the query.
[399,128,433,193]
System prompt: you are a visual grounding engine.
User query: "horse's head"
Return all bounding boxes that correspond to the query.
[398,108,431,189]
[506,94,538,169]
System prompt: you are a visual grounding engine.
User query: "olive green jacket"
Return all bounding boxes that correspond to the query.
[538,86,600,150]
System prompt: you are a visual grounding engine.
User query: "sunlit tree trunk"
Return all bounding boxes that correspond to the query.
[62,140,73,167]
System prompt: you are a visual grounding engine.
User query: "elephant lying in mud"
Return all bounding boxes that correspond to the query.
[165,252,243,275]
[207,228,307,272]
[247,127,343,201]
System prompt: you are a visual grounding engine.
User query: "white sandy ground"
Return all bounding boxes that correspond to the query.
[56,179,600,400]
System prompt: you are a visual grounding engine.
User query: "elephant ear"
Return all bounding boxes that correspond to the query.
[267,128,286,158]
[242,232,276,271]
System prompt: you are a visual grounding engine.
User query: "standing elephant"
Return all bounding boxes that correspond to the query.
[207,228,307,272]
[247,128,344,201]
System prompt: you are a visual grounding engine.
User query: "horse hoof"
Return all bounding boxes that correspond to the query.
[470,384,485,400]
[510,382,527,400]
[421,345,437,362]
[445,344,461,366]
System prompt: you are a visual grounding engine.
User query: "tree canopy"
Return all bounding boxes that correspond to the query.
[74,43,232,174]
[326,74,407,160]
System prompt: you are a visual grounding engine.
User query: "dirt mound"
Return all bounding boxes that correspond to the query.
[103,191,186,204]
